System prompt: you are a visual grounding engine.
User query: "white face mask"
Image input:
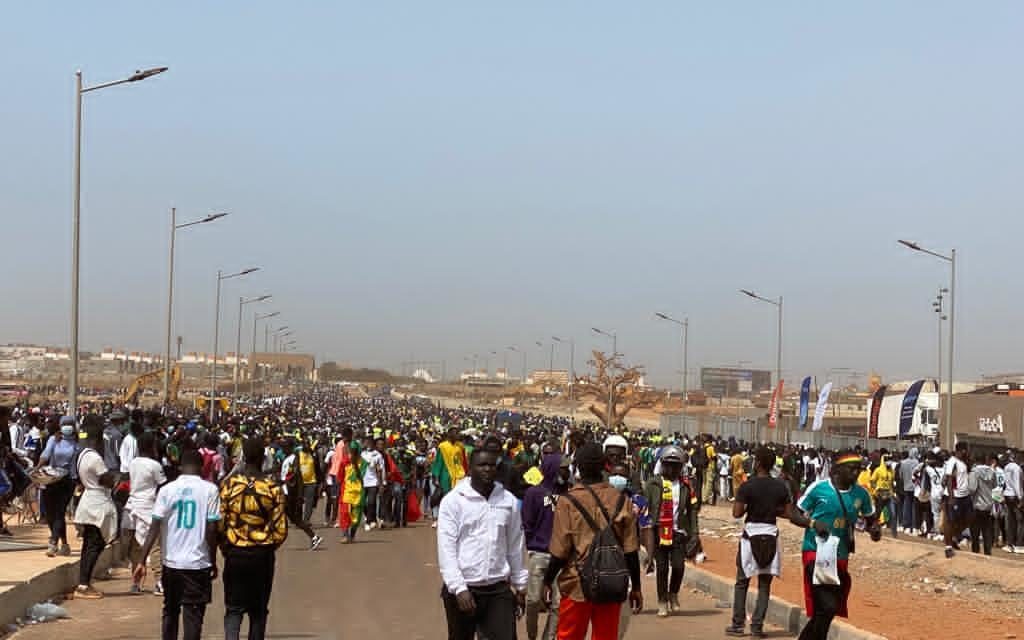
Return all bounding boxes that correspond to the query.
[608,474,628,492]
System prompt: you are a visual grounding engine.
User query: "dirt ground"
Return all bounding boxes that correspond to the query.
[696,504,1024,640]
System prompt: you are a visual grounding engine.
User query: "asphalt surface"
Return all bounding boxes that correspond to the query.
[11,521,794,639]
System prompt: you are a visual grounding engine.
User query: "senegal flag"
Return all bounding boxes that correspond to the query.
[431,440,468,493]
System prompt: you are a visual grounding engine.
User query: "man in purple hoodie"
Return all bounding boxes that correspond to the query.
[522,451,571,640]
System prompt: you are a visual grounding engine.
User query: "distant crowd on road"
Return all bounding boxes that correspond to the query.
[0,388,1021,640]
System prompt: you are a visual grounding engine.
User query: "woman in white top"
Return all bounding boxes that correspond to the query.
[72,415,119,600]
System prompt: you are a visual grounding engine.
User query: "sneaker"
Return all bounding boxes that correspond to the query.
[74,585,104,600]
[363,522,371,532]
[944,547,955,559]
[725,624,745,636]
[311,535,323,551]
[657,601,669,618]
[695,552,707,564]
[668,594,680,612]
[130,584,142,595]
[153,581,164,596]
[1002,545,1015,553]
[431,522,438,529]
[59,544,71,556]
[46,543,58,557]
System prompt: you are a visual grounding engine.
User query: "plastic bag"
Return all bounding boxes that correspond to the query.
[26,602,69,623]
[812,535,840,586]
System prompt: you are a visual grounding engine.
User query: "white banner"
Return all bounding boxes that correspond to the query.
[812,382,833,432]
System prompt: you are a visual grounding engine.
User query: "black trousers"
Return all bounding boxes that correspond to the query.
[364,486,379,524]
[442,582,517,640]
[971,509,994,555]
[381,483,406,526]
[224,546,276,640]
[42,478,72,544]
[798,560,850,640]
[79,524,106,586]
[654,533,686,601]
[161,566,212,640]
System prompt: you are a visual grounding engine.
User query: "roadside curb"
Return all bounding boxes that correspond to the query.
[0,544,116,630]
[683,564,888,640]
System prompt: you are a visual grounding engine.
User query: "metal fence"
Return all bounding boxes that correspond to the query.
[660,412,927,452]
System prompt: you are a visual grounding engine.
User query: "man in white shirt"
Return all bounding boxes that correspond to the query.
[1001,454,1023,552]
[136,448,220,640]
[361,437,385,530]
[942,442,973,558]
[119,421,142,474]
[125,432,167,594]
[437,446,527,640]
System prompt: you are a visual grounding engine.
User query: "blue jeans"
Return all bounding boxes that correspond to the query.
[900,494,916,531]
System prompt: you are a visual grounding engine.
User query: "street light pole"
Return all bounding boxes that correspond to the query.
[211,267,258,423]
[252,311,279,399]
[899,240,957,446]
[739,290,783,391]
[655,312,689,421]
[164,209,228,407]
[552,336,575,424]
[234,295,270,405]
[69,66,168,418]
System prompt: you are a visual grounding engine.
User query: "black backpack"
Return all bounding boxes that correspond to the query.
[563,485,630,604]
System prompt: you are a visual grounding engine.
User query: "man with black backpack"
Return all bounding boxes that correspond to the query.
[543,442,642,640]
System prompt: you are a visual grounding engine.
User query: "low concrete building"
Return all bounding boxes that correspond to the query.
[950,384,1024,450]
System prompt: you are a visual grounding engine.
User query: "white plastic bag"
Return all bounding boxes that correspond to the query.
[812,535,840,586]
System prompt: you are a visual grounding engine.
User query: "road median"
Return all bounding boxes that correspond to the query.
[683,564,888,640]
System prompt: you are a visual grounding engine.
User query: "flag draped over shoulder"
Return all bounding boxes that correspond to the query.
[331,440,366,530]
[431,440,468,493]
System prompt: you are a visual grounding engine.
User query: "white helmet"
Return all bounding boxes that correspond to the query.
[603,434,628,452]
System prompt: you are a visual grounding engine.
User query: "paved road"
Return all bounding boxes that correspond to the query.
[13,522,793,639]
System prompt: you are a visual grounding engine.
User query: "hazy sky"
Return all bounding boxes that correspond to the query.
[2,3,1021,388]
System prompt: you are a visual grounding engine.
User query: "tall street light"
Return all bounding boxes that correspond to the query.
[655,312,689,419]
[933,288,948,402]
[507,346,525,384]
[69,66,168,418]
[163,209,228,407]
[211,267,259,423]
[591,327,617,428]
[552,336,575,423]
[266,325,287,352]
[900,240,957,446]
[252,311,279,397]
[275,330,294,352]
[234,295,271,404]
[253,311,279,354]
[739,289,783,392]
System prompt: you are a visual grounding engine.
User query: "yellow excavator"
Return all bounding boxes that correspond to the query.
[120,365,182,405]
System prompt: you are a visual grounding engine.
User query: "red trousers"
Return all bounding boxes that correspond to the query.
[557,597,621,640]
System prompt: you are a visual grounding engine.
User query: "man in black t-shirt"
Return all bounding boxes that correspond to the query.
[726,447,798,638]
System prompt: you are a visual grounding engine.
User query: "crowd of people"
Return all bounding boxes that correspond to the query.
[0,387,1022,640]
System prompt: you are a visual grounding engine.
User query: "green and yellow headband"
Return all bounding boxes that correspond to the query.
[836,454,862,466]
